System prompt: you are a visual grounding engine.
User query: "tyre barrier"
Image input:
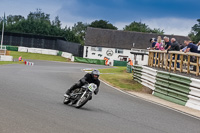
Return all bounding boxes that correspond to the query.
[133,65,200,111]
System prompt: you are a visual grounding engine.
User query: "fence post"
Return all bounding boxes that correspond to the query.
[169,54,173,71]
[180,54,183,72]
[187,55,190,74]
[165,53,168,70]
[196,57,199,76]
[174,54,178,72]
[161,53,164,68]
[158,53,160,68]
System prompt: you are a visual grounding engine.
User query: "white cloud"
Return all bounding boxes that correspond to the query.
[142,17,197,36]
[114,17,197,36]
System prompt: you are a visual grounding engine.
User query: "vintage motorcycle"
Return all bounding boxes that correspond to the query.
[63,83,97,108]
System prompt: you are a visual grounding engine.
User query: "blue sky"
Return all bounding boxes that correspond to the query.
[0,0,199,36]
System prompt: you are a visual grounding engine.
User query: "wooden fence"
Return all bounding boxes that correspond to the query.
[148,50,200,76]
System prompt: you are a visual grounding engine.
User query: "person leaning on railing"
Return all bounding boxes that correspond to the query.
[184,40,200,54]
[184,40,200,71]
[170,38,180,68]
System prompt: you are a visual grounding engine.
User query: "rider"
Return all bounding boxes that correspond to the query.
[64,69,100,98]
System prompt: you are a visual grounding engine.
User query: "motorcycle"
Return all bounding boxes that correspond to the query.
[63,83,97,108]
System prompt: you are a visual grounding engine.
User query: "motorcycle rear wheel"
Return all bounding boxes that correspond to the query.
[63,88,81,105]
[63,97,70,104]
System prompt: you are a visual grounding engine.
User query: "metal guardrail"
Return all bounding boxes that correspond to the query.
[133,65,200,111]
[148,50,200,76]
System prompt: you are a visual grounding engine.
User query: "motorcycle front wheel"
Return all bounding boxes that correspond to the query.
[75,93,91,108]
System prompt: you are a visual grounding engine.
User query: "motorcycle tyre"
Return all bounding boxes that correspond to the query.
[75,94,91,108]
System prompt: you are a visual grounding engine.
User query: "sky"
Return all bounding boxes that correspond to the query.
[0,0,199,36]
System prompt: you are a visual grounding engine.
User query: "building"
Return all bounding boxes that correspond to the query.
[84,27,190,65]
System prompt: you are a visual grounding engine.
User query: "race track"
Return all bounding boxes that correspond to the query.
[0,60,199,133]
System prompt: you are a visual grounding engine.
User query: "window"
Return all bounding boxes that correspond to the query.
[115,49,123,54]
[141,55,144,61]
[91,47,102,52]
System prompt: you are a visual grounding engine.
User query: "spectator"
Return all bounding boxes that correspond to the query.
[184,40,200,53]
[150,38,157,49]
[170,38,180,51]
[184,40,199,71]
[104,57,109,66]
[18,56,22,61]
[127,58,133,66]
[170,38,180,68]
[179,43,185,49]
[155,36,164,50]
[164,36,171,51]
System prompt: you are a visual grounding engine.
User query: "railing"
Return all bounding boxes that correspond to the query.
[148,50,200,76]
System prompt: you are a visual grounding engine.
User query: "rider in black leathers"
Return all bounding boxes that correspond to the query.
[64,69,100,97]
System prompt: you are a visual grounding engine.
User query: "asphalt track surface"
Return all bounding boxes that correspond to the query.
[0,60,200,133]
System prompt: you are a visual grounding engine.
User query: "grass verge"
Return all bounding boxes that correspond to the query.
[99,67,143,91]
[10,51,69,62]
[0,61,21,65]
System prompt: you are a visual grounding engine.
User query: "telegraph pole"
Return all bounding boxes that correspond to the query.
[1,12,5,49]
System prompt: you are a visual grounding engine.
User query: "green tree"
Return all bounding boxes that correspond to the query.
[72,22,88,45]
[6,15,25,25]
[188,19,200,43]
[0,9,81,44]
[123,21,164,34]
[52,16,61,28]
[89,20,117,30]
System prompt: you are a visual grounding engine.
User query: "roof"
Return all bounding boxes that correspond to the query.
[85,27,190,50]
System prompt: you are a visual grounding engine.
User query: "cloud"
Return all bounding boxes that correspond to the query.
[143,18,197,36]
[114,17,197,36]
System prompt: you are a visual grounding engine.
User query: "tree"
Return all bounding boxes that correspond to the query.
[89,20,117,30]
[188,19,200,43]
[1,9,81,44]
[52,16,61,28]
[123,21,164,34]
[72,22,88,45]
[6,15,25,25]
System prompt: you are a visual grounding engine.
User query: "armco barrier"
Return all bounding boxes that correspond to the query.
[61,52,72,59]
[133,65,200,111]
[18,47,28,52]
[0,55,13,61]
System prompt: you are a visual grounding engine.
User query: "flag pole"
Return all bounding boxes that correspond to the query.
[1,12,5,49]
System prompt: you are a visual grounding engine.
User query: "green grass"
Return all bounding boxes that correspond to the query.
[0,61,21,65]
[99,67,143,91]
[10,51,69,62]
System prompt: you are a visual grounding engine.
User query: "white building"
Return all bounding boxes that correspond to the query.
[84,27,189,66]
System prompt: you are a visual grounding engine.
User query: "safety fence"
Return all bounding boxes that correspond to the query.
[74,57,105,65]
[148,50,200,76]
[133,65,200,111]
[113,60,127,66]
